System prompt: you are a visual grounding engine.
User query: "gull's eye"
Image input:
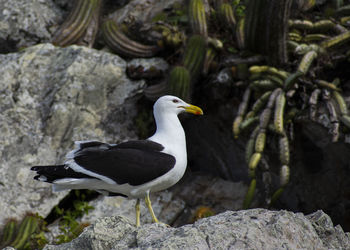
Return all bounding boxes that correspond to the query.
[172,99,179,103]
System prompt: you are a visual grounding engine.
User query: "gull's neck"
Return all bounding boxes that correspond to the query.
[148,111,186,149]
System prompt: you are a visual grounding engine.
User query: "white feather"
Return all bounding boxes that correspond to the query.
[38,175,47,182]
[65,160,116,185]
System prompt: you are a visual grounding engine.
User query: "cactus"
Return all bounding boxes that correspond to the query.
[284,71,303,90]
[255,129,266,153]
[269,187,285,206]
[203,48,217,75]
[168,66,191,102]
[298,0,316,11]
[243,179,256,209]
[304,34,329,43]
[1,219,17,248]
[245,126,260,164]
[320,31,350,49]
[236,18,245,49]
[10,215,39,249]
[188,0,208,37]
[297,51,318,74]
[333,91,348,115]
[102,20,159,58]
[249,66,289,80]
[247,91,272,118]
[240,116,259,132]
[315,80,341,92]
[183,35,207,79]
[52,0,101,46]
[233,116,243,139]
[248,152,262,178]
[279,135,290,165]
[289,20,313,30]
[251,79,280,90]
[244,0,291,64]
[233,88,251,138]
[274,92,286,134]
[218,3,236,28]
[335,4,350,16]
[157,24,185,48]
[280,165,290,187]
[259,108,272,130]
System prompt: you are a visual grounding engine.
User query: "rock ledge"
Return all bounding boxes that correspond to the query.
[44,209,350,249]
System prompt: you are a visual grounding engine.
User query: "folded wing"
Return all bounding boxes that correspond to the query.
[33,140,176,186]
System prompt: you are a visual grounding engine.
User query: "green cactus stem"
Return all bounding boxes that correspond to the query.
[320,31,350,49]
[188,0,208,37]
[1,219,17,248]
[183,35,207,79]
[101,20,159,58]
[274,91,286,134]
[52,0,101,47]
[10,215,39,250]
[243,179,257,209]
[168,66,191,102]
[218,3,236,29]
[297,50,318,74]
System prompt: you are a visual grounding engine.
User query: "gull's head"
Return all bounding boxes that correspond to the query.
[154,95,203,116]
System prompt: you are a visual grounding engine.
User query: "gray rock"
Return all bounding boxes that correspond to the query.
[127,57,169,80]
[128,58,169,73]
[80,174,248,228]
[109,0,183,24]
[43,209,350,250]
[0,0,63,51]
[81,190,185,227]
[307,210,350,250]
[0,43,144,228]
[2,247,16,250]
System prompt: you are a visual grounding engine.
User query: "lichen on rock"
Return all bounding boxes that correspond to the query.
[0,43,144,228]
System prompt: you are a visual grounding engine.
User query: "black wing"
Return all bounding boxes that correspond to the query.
[31,165,93,183]
[73,140,176,186]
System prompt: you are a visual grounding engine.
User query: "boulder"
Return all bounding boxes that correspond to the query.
[109,0,183,24]
[0,0,63,51]
[0,43,144,228]
[43,209,350,249]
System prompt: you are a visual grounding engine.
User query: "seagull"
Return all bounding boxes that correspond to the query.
[31,95,203,226]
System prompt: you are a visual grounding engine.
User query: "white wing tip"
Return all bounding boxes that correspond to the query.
[38,175,47,182]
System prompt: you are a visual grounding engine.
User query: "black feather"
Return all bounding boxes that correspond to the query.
[31,165,93,183]
[31,140,176,186]
[73,140,176,186]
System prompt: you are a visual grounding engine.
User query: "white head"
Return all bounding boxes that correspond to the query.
[153,95,203,116]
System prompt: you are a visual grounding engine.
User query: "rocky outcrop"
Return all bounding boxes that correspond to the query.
[0,0,63,52]
[82,174,248,227]
[44,209,350,250]
[109,0,183,24]
[0,43,144,228]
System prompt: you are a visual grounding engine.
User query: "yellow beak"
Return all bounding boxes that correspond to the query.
[182,104,204,115]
